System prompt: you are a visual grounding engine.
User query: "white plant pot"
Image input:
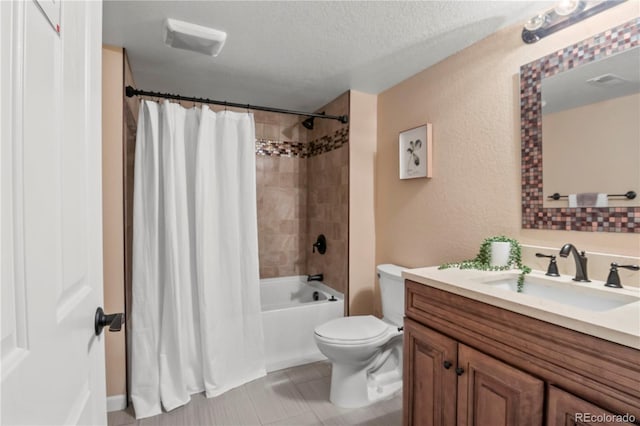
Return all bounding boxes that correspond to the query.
[490,242,512,267]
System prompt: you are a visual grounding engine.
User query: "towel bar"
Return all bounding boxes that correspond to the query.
[547,191,636,201]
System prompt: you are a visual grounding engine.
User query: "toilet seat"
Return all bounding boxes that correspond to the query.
[314,315,394,346]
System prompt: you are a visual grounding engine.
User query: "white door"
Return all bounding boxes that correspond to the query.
[1,1,106,425]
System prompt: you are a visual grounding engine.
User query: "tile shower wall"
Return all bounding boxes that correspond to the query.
[256,154,308,278]
[255,92,350,303]
[254,112,309,279]
[306,93,350,298]
[307,143,349,295]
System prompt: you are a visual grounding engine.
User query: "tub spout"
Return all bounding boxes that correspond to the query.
[307,273,324,282]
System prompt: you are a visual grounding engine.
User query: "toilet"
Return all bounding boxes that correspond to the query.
[314,264,406,408]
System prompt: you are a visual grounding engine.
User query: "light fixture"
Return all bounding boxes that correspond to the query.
[554,0,582,16]
[522,0,626,44]
[524,14,548,31]
[163,18,227,56]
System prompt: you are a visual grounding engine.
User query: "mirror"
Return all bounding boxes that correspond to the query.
[520,18,639,233]
[541,46,640,208]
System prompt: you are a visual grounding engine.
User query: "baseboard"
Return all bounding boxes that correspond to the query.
[107,394,127,412]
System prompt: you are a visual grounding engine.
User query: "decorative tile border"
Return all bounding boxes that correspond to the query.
[255,126,349,158]
[520,18,639,233]
[256,139,308,157]
[308,126,349,157]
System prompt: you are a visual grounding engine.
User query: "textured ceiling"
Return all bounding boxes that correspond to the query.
[103,1,553,112]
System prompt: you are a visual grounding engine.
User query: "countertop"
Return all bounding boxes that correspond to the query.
[402,266,640,350]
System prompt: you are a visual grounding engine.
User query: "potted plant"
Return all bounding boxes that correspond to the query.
[439,236,531,292]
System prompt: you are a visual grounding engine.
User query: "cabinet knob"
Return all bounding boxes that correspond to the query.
[455,367,465,376]
[443,360,452,369]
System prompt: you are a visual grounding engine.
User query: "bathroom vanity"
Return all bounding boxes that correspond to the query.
[401,267,640,426]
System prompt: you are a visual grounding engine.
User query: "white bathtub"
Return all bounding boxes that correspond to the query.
[260,276,344,372]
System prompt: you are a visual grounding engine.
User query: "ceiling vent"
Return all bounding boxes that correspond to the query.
[163,18,227,57]
[586,73,628,86]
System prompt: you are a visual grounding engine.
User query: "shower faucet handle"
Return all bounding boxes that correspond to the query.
[312,234,327,255]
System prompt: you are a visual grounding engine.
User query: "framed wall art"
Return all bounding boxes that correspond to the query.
[399,123,432,179]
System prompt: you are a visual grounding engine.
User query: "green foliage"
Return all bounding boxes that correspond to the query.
[439,236,531,292]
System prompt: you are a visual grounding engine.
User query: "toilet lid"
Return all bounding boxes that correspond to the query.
[314,315,390,342]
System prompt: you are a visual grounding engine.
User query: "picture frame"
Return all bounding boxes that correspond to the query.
[399,124,432,179]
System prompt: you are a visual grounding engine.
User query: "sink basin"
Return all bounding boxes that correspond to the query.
[483,275,639,312]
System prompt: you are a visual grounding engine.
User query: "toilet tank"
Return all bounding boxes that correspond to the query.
[377,264,406,326]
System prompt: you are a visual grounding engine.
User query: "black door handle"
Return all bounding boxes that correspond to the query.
[95,307,124,336]
[456,367,465,376]
[443,360,452,369]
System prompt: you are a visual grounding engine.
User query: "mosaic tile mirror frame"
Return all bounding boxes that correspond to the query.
[520,17,640,233]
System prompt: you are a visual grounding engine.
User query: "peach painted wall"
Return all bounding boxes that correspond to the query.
[376,4,640,274]
[348,91,379,316]
[102,46,126,398]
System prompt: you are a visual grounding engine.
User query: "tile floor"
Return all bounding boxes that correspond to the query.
[108,361,402,426]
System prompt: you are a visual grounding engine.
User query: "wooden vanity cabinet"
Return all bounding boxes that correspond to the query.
[403,319,457,426]
[456,344,544,426]
[404,318,543,426]
[547,386,636,426]
[403,280,640,426]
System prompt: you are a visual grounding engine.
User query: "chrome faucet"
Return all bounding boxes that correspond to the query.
[559,243,590,282]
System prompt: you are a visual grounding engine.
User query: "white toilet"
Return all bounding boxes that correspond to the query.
[314,264,405,408]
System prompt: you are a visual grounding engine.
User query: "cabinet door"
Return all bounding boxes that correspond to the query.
[457,344,544,426]
[403,318,457,426]
[547,386,636,425]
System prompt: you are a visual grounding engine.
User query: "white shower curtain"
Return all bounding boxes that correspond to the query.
[131,100,265,419]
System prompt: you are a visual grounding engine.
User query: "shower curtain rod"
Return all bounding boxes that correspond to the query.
[125,86,349,124]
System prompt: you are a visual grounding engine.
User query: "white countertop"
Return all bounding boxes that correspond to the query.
[402,266,640,350]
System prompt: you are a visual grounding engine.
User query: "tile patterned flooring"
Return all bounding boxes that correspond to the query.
[108,361,402,426]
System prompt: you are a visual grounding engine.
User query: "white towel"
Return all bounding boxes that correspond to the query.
[595,193,608,207]
[568,193,608,207]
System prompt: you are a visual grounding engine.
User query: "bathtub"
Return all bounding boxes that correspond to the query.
[260,276,344,372]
